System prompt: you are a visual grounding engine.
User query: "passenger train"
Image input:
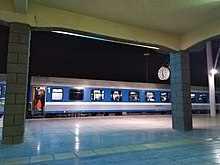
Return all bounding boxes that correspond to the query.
[0,74,220,117]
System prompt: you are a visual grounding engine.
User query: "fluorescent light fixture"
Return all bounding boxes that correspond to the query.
[52,31,160,50]
[210,68,218,75]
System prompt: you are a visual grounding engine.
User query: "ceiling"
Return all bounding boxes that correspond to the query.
[1,0,218,51]
[27,0,220,35]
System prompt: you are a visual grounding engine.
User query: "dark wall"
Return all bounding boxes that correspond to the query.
[29,31,170,83]
[0,25,9,73]
[190,51,208,86]
[189,47,220,87]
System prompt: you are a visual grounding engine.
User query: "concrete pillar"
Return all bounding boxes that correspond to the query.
[170,52,192,130]
[2,23,31,144]
[206,41,216,117]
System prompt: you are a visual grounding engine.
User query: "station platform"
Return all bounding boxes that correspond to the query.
[0,114,220,165]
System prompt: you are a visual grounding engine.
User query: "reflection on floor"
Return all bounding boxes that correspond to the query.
[0,114,220,165]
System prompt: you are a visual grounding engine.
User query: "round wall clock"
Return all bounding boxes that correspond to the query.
[158,66,170,80]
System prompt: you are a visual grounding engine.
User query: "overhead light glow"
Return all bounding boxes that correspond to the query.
[74,87,84,90]
[210,68,218,75]
[52,31,159,50]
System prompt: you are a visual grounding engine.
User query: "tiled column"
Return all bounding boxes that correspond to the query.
[170,52,192,130]
[2,23,31,144]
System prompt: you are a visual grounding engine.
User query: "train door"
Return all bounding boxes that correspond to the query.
[31,86,46,111]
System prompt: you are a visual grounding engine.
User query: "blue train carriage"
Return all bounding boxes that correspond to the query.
[27,76,220,117]
[0,74,6,117]
[191,86,220,113]
[191,86,209,113]
[28,76,172,117]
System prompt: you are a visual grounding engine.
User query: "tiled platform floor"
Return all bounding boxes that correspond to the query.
[0,114,220,164]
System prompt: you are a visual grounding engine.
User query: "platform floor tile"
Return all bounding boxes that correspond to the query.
[30,154,54,163]
[53,152,76,160]
[0,115,220,164]
[3,157,29,165]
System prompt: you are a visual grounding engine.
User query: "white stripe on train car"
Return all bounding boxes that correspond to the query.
[44,102,171,111]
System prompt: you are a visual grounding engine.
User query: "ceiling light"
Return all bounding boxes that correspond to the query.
[52,31,159,50]
[210,68,218,75]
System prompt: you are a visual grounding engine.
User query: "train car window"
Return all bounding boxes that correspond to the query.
[69,89,84,100]
[191,93,196,103]
[160,92,169,102]
[145,92,155,102]
[198,93,207,103]
[91,90,104,101]
[111,90,122,101]
[129,91,139,102]
[52,88,63,100]
[218,95,220,103]
[216,95,218,103]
